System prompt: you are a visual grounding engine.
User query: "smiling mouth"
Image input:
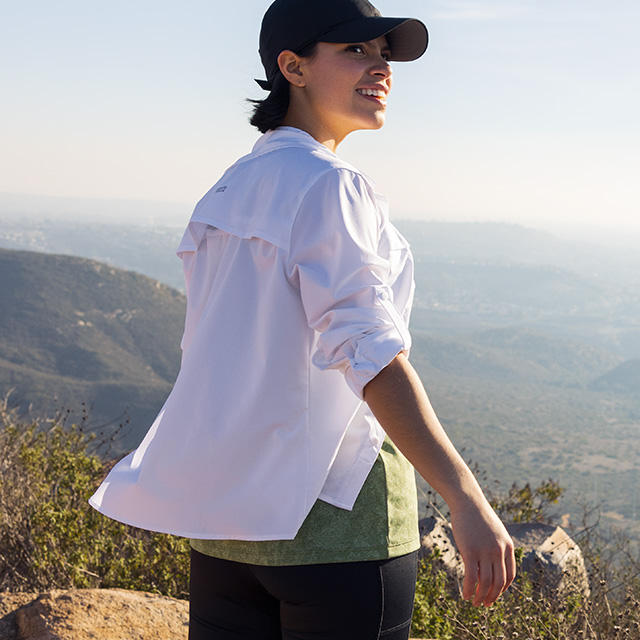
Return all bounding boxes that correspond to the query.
[356,88,387,100]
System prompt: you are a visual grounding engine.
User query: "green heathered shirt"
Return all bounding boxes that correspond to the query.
[190,436,420,566]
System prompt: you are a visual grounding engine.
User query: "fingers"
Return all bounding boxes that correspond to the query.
[464,542,516,607]
[473,559,497,607]
[450,502,516,606]
[464,559,499,607]
[462,560,479,602]
[482,555,506,607]
[503,543,517,594]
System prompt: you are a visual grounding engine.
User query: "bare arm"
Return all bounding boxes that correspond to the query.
[363,352,516,606]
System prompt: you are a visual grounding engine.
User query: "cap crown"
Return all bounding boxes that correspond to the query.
[261,0,382,56]
[260,0,381,79]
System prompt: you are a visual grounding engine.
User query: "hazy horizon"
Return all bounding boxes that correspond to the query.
[2,189,639,250]
[1,0,638,239]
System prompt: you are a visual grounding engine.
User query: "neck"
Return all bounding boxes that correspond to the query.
[281,98,346,152]
[280,116,342,153]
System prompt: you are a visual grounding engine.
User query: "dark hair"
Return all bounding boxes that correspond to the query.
[249,41,318,133]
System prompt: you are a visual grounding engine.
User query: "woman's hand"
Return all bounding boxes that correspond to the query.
[364,353,516,605]
[450,500,516,606]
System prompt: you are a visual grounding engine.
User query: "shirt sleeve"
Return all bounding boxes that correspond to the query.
[286,168,412,399]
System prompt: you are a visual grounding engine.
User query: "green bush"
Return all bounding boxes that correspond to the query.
[0,400,190,597]
[2,397,640,640]
[412,551,587,639]
[412,479,640,639]
[412,552,640,640]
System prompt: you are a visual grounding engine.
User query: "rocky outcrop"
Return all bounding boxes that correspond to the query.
[0,592,36,640]
[419,517,590,597]
[0,589,433,639]
[507,521,590,596]
[419,515,464,581]
[0,589,188,640]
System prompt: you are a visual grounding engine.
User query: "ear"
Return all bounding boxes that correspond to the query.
[277,50,306,87]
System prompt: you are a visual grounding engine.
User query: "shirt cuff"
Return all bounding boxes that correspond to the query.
[313,286,412,399]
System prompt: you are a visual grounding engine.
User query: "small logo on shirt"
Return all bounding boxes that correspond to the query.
[216,186,228,193]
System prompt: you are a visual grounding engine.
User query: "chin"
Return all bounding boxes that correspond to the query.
[341,113,387,137]
[368,115,387,130]
[356,113,387,132]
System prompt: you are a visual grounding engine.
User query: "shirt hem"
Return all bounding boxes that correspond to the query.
[189,537,421,567]
[88,498,302,541]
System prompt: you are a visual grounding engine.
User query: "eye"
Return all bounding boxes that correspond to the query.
[346,44,366,55]
[346,43,391,62]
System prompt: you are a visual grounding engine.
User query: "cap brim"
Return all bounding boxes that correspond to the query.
[320,17,428,62]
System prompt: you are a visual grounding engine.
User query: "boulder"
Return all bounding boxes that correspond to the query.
[418,515,464,581]
[0,588,442,640]
[418,517,589,597]
[507,521,590,596]
[0,592,36,640]
[0,589,188,640]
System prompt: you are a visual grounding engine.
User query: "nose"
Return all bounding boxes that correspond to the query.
[371,56,392,80]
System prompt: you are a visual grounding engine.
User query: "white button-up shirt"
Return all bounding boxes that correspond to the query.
[90,127,415,540]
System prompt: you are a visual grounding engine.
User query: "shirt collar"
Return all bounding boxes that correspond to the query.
[241,126,377,189]
[250,126,337,160]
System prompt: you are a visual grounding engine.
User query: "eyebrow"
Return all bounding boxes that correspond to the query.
[365,40,391,55]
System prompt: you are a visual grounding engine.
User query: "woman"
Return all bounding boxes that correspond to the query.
[91,1,516,638]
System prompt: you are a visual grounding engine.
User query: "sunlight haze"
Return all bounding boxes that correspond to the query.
[1,0,638,240]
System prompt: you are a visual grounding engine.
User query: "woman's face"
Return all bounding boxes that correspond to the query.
[286,36,392,148]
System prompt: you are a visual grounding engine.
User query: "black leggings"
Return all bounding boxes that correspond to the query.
[189,548,418,640]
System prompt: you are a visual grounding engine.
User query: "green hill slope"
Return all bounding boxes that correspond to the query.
[590,358,640,393]
[0,248,185,451]
[410,326,621,387]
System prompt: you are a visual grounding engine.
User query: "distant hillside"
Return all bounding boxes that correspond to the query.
[0,218,185,291]
[410,326,621,387]
[394,220,640,283]
[3,218,639,358]
[411,262,610,319]
[0,248,185,451]
[590,359,640,393]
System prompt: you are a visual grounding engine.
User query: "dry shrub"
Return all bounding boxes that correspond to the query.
[412,479,640,639]
[0,399,189,598]
[2,396,640,637]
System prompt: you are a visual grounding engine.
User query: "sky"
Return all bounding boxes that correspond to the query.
[1,0,639,240]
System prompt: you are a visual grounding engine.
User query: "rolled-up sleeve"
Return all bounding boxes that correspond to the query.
[286,168,412,398]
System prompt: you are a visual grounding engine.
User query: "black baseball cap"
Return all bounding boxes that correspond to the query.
[256,0,429,90]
